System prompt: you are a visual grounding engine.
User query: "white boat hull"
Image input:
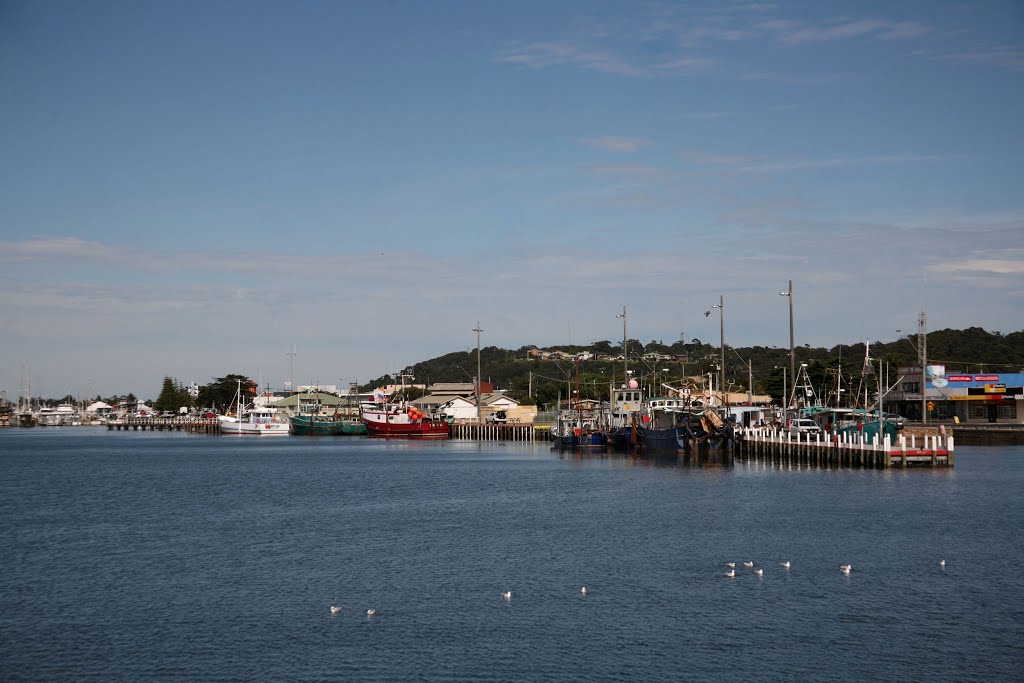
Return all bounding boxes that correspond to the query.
[218,415,290,436]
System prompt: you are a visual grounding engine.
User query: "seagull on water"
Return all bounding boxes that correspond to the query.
[725,562,736,568]
[743,561,754,568]
[725,569,736,578]
[754,567,764,576]
[780,561,791,569]
[581,586,587,595]
[501,591,512,600]
[840,564,852,574]
[330,606,342,616]
[939,560,946,567]
[366,608,376,616]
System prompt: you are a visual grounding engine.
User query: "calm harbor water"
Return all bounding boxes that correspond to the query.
[1,428,1021,681]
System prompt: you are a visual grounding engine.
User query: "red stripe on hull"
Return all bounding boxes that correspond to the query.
[362,421,450,439]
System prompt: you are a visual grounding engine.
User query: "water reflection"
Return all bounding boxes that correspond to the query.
[554,447,734,468]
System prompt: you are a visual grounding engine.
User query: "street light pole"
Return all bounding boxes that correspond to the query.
[473,322,483,424]
[712,296,725,407]
[780,281,793,408]
[617,306,627,386]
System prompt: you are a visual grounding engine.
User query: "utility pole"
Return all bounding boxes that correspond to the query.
[286,345,297,393]
[713,296,725,407]
[617,306,628,385]
[473,322,483,423]
[780,280,794,409]
[919,311,928,424]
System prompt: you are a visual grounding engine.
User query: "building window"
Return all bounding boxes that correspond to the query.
[902,382,920,393]
[997,404,1017,420]
[969,403,988,420]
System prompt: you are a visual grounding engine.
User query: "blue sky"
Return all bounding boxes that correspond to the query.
[2,0,1022,399]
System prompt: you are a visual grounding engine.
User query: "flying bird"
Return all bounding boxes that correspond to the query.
[704,310,711,317]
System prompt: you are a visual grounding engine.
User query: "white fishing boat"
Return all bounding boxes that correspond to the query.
[36,406,63,426]
[218,381,289,436]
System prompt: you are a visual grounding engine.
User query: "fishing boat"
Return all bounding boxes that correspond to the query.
[636,397,692,451]
[289,411,367,435]
[219,381,290,436]
[360,376,449,439]
[36,406,63,426]
[289,391,346,435]
[550,412,606,448]
[600,380,645,449]
[360,401,449,438]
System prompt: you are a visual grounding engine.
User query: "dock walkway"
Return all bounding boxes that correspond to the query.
[736,426,953,468]
[107,418,221,434]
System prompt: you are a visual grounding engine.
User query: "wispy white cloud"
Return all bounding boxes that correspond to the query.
[779,19,916,45]
[652,56,716,73]
[680,149,760,165]
[495,41,646,77]
[739,153,949,173]
[0,237,122,263]
[739,70,841,85]
[916,45,1024,71]
[583,163,677,178]
[581,136,652,153]
[926,248,1024,287]
[877,21,932,41]
[682,111,734,119]
[940,251,1024,275]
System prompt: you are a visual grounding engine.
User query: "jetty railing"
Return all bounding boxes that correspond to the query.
[449,423,538,441]
[107,417,221,434]
[736,426,953,468]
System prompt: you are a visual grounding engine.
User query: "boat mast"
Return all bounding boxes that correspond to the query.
[617,306,628,387]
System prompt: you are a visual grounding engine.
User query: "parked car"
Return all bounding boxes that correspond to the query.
[788,418,822,436]
[884,413,906,430]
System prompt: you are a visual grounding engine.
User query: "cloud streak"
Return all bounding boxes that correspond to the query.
[496,41,647,76]
[582,136,652,153]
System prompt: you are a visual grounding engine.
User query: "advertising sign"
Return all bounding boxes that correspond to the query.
[925,365,946,379]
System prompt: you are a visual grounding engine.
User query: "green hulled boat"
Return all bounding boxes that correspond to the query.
[289,414,345,435]
[289,414,367,435]
[341,420,367,435]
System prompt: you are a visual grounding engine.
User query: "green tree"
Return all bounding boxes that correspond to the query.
[154,377,196,413]
[154,377,178,413]
[197,374,255,412]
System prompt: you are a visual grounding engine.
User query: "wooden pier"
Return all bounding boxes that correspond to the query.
[107,418,221,434]
[449,423,539,441]
[735,427,953,468]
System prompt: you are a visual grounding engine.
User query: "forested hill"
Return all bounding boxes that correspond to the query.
[366,327,1024,409]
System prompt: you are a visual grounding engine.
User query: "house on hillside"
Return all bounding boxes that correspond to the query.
[442,392,537,423]
[410,381,494,413]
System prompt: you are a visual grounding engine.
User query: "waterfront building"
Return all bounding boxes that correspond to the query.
[887,368,1023,424]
